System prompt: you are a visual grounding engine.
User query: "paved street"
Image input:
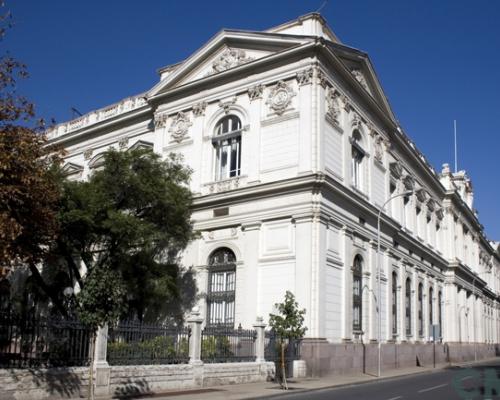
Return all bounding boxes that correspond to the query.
[265,360,500,400]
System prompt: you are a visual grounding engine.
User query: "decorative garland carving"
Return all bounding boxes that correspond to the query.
[248,84,264,101]
[374,136,383,163]
[192,102,207,117]
[296,67,314,85]
[325,88,341,125]
[154,113,168,129]
[266,80,296,115]
[168,112,192,143]
[317,70,329,88]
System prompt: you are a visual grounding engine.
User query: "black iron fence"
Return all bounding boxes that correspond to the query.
[0,312,92,368]
[201,324,256,363]
[107,320,190,365]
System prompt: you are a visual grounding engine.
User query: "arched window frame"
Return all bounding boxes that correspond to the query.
[206,247,237,327]
[405,278,412,336]
[352,255,363,333]
[212,115,242,181]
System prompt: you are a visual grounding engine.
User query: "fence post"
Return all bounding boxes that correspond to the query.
[187,307,204,365]
[93,324,110,396]
[253,316,266,363]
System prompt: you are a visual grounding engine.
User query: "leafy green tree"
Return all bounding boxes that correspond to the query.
[55,148,196,323]
[269,291,307,389]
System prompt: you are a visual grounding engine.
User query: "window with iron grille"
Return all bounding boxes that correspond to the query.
[351,130,365,190]
[405,278,412,336]
[438,291,443,337]
[429,287,434,328]
[213,116,242,181]
[392,272,398,335]
[207,248,236,327]
[352,255,363,333]
[418,283,423,336]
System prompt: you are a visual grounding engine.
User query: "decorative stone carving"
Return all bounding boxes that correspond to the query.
[325,88,341,124]
[168,111,192,143]
[296,67,313,85]
[317,70,329,88]
[340,94,351,112]
[208,231,214,240]
[218,97,237,114]
[374,136,383,162]
[118,137,129,150]
[83,149,93,161]
[351,68,369,91]
[231,227,237,237]
[154,113,168,129]
[389,161,403,178]
[212,48,253,74]
[266,80,296,115]
[207,176,241,193]
[192,102,207,117]
[248,84,264,101]
[351,112,363,129]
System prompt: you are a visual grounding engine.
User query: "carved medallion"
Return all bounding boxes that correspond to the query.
[266,80,296,115]
[212,48,253,74]
[168,112,192,143]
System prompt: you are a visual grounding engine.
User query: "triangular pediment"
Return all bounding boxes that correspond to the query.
[148,30,313,98]
[327,43,397,122]
[62,162,84,179]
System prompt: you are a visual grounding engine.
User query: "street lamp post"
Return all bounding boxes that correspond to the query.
[472,270,490,362]
[376,189,413,378]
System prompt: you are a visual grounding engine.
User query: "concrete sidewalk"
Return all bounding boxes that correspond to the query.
[113,358,498,400]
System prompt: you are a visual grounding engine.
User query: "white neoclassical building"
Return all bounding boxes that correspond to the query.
[48,13,500,370]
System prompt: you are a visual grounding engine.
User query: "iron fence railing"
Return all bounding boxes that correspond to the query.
[107,320,190,365]
[201,324,256,363]
[0,312,92,368]
[264,330,301,378]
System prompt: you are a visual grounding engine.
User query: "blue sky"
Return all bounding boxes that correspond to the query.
[5,1,500,240]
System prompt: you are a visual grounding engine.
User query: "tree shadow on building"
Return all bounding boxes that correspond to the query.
[113,378,152,399]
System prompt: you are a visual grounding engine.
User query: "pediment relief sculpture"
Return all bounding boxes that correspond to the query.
[266,80,296,115]
[169,111,192,143]
[351,68,369,91]
[211,48,254,74]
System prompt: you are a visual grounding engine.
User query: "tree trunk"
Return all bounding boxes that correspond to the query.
[88,331,95,400]
[28,262,67,316]
[280,341,288,390]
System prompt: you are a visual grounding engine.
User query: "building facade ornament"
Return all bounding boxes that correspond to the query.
[374,136,384,163]
[154,113,168,129]
[340,94,351,112]
[351,68,369,91]
[218,97,237,114]
[192,101,207,117]
[325,88,341,124]
[247,84,264,101]
[296,67,314,86]
[351,112,363,129]
[83,149,93,161]
[317,70,329,88]
[266,80,296,115]
[118,137,129,150]
[212,48,253,74]
[169,111,192,143]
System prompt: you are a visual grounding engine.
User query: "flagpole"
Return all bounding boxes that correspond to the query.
[454,120,457,173]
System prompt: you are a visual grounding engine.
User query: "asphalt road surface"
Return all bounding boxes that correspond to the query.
[263,360,500,400]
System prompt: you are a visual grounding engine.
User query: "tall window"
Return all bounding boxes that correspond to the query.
[213,115,242,181]
[438,291,443,338]
[351,131,364,190]
[429,287,434,329]
[392,272,398,335]
[405,278,412,336]
[207,248,236,327]
[352,255,363,332]
[418,283,424,336]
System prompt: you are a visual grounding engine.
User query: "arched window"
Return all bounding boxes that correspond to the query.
[350,130,365,190]
[405,278,412,336]
[352,255,363,332]
[438,290,443,338]
[207,248,236,327]
[213,115,242,181]
[418,283,424,336]
[392,272,398,335]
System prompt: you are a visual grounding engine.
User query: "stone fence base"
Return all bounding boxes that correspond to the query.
[0,362,275,400]
[301,339,500,377]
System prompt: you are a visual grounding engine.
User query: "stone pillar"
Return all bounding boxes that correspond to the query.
[253,317,266,363]
[93,324,110,397]
[187,307,204,365]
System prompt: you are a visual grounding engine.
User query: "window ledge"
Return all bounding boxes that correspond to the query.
[202,175,248,195]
